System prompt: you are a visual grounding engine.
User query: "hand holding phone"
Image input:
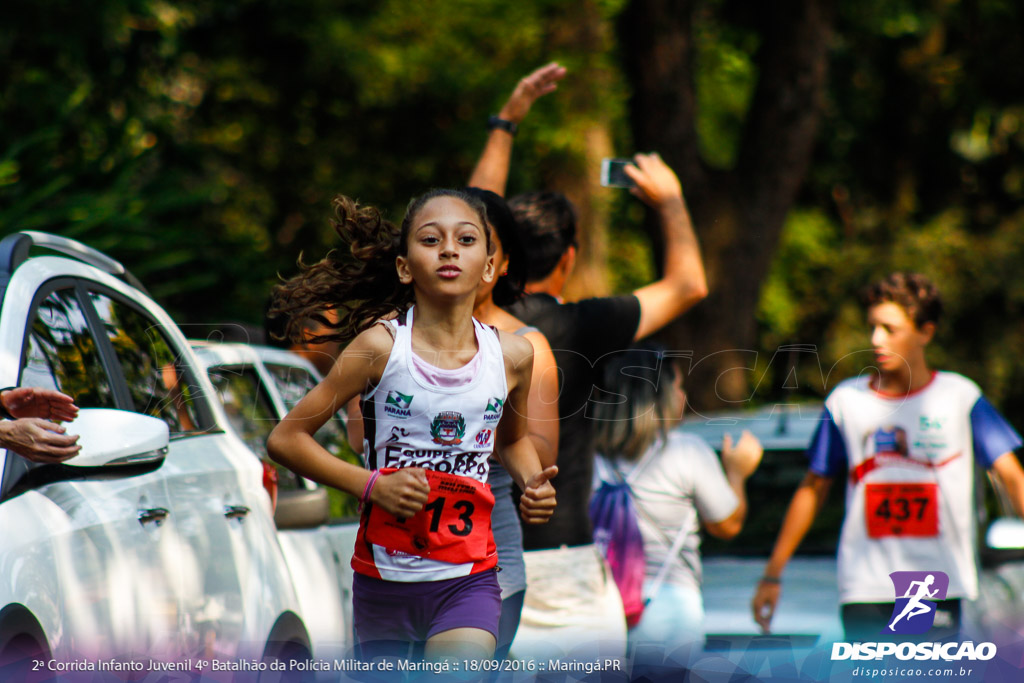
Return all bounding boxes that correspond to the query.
[600,158,637,188]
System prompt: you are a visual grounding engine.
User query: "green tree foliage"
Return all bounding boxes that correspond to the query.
[4,0,1024,415]
[1,0,625,327]
[759,0,1024,411]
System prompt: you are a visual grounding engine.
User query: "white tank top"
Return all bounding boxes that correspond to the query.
[353,306,509,581]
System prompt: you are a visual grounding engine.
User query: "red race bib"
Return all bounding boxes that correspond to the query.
[864,482,939,538]
[366,468,495,564]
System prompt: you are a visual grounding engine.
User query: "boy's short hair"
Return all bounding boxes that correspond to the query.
[507,191,578,282]
[863,272,943,328]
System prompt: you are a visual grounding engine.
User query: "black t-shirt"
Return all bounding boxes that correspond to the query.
[505,292,642,549]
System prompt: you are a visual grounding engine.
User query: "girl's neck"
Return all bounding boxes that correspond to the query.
[409,298,479,369]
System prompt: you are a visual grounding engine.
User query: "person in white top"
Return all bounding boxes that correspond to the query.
[752,272,1024,641]
[591,344,762,649]
[266,190,557,662]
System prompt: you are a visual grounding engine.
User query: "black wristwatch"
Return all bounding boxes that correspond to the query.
[487,115,518,136]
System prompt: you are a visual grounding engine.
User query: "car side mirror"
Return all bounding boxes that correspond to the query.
[982,517,1024,567]
[65,408,169,468]
[987,517,1024,550]
[274,487,330,529]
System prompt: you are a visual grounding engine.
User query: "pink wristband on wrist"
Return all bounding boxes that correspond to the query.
[360,469,381,508]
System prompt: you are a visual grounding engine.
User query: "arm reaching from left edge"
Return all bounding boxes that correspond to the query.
[494,332,557,523]
[467,62,567,197]
[0,387,78,422]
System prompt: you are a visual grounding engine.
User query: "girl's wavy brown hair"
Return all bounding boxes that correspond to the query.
[269,190,489,346]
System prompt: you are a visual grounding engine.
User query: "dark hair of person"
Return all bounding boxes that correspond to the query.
[268,189,490,346]
[863,272,943,329]
[507,191,578,283]
[464,186,527,306]
[591,343,684,463]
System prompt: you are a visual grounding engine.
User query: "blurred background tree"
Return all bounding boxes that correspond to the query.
[2,0,1023,412]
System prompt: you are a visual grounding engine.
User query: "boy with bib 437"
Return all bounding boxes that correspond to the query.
[752,272,1024,640]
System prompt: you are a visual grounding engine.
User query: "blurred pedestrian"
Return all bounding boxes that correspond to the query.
[469,63,709,660]
[465,186,559,661]
[591,345,761,651]
[752,272,1024,641]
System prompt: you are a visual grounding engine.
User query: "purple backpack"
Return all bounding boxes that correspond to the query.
[589,477,648,628]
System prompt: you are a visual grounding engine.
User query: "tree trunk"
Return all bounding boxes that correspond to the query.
[619,0,835,409]
[541,0,619,301]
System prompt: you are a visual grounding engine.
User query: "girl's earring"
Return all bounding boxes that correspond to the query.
[501,269,508,276]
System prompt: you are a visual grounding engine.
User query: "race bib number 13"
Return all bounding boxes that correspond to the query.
[864,482,939,538]
[366,468,494,564]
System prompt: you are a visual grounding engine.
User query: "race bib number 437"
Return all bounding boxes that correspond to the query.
[865,482,939,538]
[366,468,494,563]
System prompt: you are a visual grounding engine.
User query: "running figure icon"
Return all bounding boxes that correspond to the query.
[887,574,939,631]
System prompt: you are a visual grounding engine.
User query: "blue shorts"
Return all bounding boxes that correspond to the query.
[352,570,502,652]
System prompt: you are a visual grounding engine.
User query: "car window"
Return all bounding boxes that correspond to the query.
[264,360,362,517]
[206,366,277,456]
[21,287,116,408]
[88,291,203,435]
[206,364,304,492]
[264,362,349,454]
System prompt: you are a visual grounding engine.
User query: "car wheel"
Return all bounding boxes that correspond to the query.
[0,609,50,683]
[258,613,314,683]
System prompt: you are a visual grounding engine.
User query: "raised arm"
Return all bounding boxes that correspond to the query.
[626,153,709,340]
[468,62,567,197]
[703,430,763,539]
[751,471,833,633]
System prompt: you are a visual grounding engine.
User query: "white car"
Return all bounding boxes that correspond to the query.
[0,231,348,673]
[189,341,363,655]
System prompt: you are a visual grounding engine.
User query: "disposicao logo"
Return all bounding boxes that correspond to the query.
[885,570,948,635]
[831,570,996,663]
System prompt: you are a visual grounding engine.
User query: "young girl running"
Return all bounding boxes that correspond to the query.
[266,189,558,662]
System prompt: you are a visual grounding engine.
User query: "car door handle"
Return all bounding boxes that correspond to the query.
[138,507,170,526]
[224,505,251,520]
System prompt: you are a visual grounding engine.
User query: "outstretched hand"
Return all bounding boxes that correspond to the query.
[498,62,567,124]
[625,152,684,209]
[1,387,78,422]
[520,465,558,524]
[722,430,764,480]
[0,418,81,464]
[752,580,780,634]
[371,467,430,518]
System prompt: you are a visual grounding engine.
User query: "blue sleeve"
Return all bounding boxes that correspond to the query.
[807,407,848,477]
[970,396,1023,468]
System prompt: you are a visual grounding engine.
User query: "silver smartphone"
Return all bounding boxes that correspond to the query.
[600,157,637,188]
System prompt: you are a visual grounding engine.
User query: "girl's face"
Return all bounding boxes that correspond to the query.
[474,226,507,307]
[396,196,495,300]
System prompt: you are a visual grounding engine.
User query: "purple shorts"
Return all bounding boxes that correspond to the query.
[352,570,502,648]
